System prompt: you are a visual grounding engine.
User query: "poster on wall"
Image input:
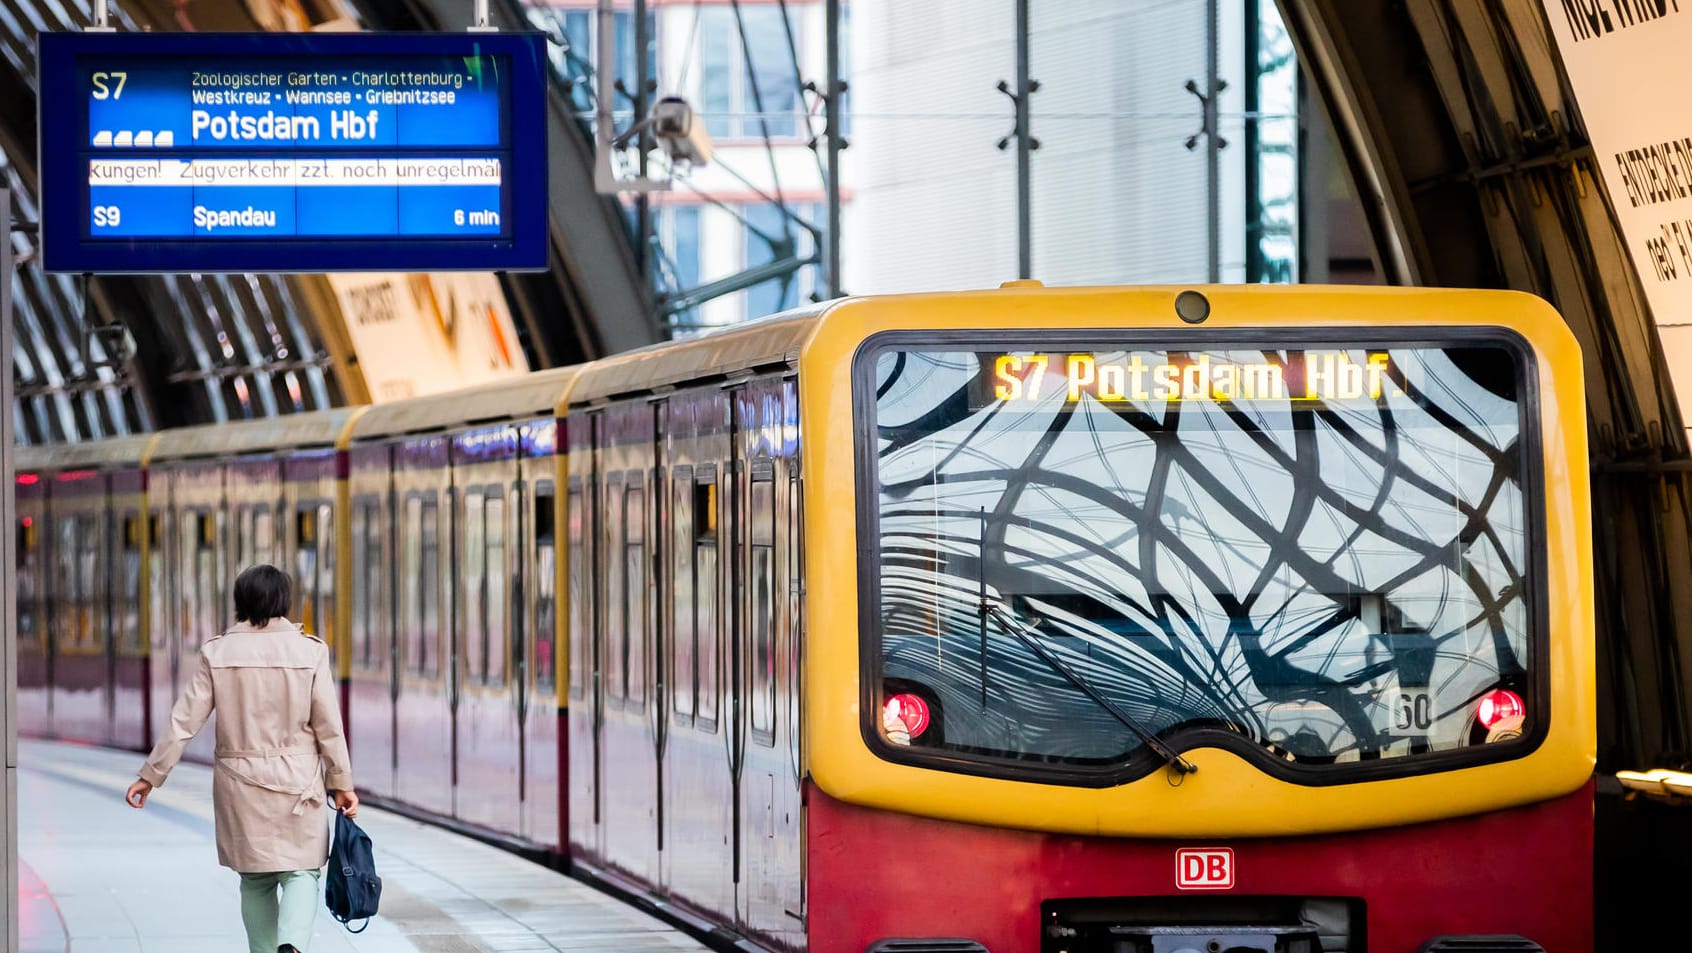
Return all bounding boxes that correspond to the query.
[327,272,528,401]
[1539,4,1692,327]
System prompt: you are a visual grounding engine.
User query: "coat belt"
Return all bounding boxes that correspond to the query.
[216,745,318,758]
[215,746,325,815]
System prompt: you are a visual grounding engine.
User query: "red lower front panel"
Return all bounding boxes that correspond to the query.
[807,782,1593,953]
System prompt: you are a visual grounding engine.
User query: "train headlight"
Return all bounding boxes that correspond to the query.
[884,693,932,742]
[1476,689,1526,731]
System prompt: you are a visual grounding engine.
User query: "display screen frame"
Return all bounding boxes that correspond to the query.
[851,326,1552,789]
[37,30,549,274]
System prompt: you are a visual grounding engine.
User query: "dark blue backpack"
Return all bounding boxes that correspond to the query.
[326,808,382,933]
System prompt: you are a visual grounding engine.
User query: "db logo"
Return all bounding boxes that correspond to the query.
[1175,847,1234,889]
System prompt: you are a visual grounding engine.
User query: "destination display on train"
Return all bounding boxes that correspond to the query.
[985,350,1397,404]
[38,32,548,272]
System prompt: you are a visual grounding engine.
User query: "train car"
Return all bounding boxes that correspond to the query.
[15,435,155,748]
[343,367,574,843]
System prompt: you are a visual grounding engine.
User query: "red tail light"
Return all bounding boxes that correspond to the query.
[885,693,932,739]
[1476,689,1525,730]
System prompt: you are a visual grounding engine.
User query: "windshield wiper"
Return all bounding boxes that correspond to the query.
[982,599,1198,776]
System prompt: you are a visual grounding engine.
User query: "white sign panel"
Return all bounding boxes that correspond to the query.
[1541,3,1692,324]
[327,272,528,402]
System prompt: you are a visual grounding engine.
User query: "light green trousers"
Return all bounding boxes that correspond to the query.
[238,869,321,953]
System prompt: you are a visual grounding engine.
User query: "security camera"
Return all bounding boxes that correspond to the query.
[653,96,713,167]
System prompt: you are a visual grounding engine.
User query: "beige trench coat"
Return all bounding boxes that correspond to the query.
[139,618,354,873]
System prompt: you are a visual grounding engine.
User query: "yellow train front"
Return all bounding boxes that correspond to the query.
[13,284,1595,953]
[796,286,1593,953]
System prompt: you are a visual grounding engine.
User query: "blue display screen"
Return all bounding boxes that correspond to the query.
[38,32,548,273]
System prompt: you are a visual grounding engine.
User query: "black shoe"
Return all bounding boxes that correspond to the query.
[279,945,299,953]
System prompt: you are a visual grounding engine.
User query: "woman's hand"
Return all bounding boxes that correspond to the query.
[333,789,359,818]
[126,779,152,809]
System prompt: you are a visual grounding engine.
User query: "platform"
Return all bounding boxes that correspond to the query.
[17,740,704,953]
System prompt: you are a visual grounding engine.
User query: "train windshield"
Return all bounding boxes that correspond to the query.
[861,337,1537,782]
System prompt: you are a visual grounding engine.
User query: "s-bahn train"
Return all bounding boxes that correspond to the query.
[16,285,1595,953]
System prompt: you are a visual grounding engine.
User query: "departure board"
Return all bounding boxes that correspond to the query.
[37,32,548,273]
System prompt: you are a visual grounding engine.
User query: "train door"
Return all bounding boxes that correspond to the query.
[452,426,523,834]
[348,485,396,798]
[520,420,561,848]
[735,378,804,944]
[393,437,454,817]
[348,443,397,799]
[599,401,662,886]
[565,412,601,861]
[660,392,736,921]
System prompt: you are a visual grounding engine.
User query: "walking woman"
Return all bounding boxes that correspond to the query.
[124,564,359,953]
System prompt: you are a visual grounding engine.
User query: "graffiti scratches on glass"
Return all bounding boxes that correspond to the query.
[991,351,1395,403]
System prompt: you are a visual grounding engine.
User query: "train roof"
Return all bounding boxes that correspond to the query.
[350,365,582,440]
[567,308,824,407]
[14,433,157,472]
[150,407,367,462]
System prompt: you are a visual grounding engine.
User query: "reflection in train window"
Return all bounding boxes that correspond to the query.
[464,491,487,685]
[567,484,588,699]
[402,496,423,676]
[17,518,39,651]
[625,484,647,704]
[120,514,142,655]
[671,470,695,722]
[750,476,775,742]
[420,497,441,680]
[487,494,508,686]
[605,482,626,702]
[695,475,720,730]
[534,487,557,691]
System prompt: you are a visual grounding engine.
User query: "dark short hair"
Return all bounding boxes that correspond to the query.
[233,564,292,628]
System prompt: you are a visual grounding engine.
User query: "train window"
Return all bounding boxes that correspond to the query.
[178,513,196,647]
[147,511,164,659]
[420,497,442,680]
[567,483,588,700]
[362,500,384,672]
[862,341,1537,780]
[486,494,508,686]
[119,514,142,655]
[788,473,803,767]
[17,518,38,651]
[605,482,626,702]
[671,469,695,722]
[402,497,423,676]
[197,512,219,646]
[696,474,720,730]
[534,487,557,691]
[318,505,334,648]
[55,517,78,651]
[296,508,320,637]
[750,475,776,743]
[625,483,647,704]
[351,502,370,670]
[464,491,487,686]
